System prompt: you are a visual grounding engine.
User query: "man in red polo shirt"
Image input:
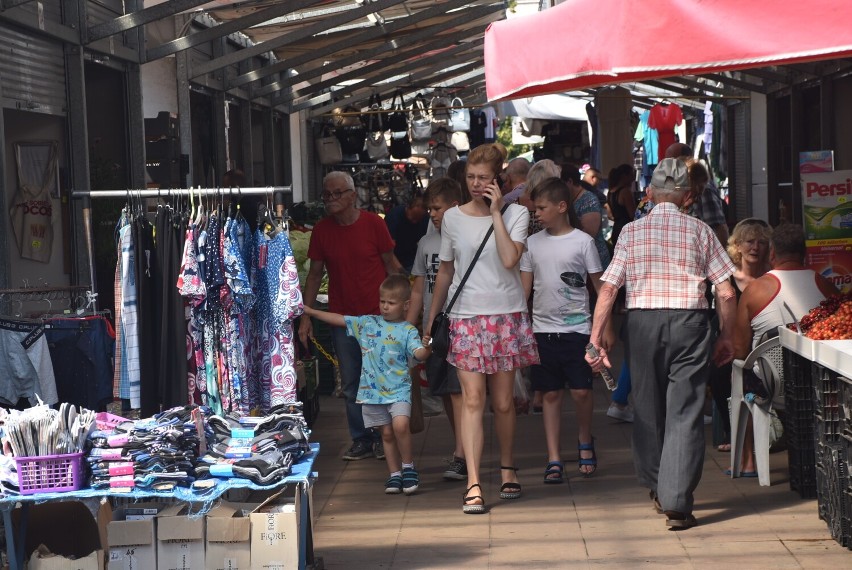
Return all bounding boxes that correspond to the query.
[299,171,403,461]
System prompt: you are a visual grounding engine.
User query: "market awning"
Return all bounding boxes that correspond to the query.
[484,0,852,101]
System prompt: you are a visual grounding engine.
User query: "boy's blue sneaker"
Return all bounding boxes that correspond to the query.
[402,467,419,495]
[385,475,403,494]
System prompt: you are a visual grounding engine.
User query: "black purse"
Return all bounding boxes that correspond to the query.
[426,205,509,380]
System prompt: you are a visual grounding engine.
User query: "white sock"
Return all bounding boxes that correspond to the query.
[390,471,401,478]
[402,462,415,470]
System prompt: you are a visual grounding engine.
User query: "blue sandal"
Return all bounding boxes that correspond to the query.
[543,461,564,484]
[578,440,597,477]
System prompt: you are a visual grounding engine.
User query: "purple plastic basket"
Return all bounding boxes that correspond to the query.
[14,452,84,495]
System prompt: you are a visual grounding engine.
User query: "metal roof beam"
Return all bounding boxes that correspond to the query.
[87,0,211,43]
[736,67,792,85]
[307,59,484,116]
[281,35,483,104]
[0,0,36,9]
[700,72,767,94]
[192,0,410,78]
[660,75,733,96]
[229,0,495,89]
[294,51,480,111]
[253,3,501,95]
[146,0,326,61]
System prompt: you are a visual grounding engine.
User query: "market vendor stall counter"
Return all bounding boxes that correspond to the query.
[1,443,320,570]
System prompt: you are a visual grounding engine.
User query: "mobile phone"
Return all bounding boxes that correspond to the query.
[483,178,497,206]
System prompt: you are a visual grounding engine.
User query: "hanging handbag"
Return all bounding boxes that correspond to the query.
[387,90,408,133]
[449,97,470,132]
[316,126,343,165]
[410,94,433,141]
[428,204,510,360]
[336,123,367,155]
[451,130,470,152]
[389,131,412,159]
[364,94,387,133]
[430,94,452,130]
[366,131,389,160]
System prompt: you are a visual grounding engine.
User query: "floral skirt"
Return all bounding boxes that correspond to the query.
[447,312,539,374]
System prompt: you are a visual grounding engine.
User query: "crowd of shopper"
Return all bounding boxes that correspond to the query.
[299,141,818,529]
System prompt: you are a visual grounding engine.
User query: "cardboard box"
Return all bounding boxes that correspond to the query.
[108,503,164,570]
[28,545,102,570]
[156,504,205,570]
[249,491,300,570]
[205,503,251,570]
[12,501,105,570]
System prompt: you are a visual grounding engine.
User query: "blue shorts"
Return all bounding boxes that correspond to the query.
[531,332,593,392]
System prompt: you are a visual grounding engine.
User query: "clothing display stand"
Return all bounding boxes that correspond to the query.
[0,443,320,570]
[70,186,292,311]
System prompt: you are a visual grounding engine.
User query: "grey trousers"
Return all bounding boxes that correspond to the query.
[624,309,713,514]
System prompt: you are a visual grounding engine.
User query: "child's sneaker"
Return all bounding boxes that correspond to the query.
[385,475,403,494]
[402,467,419,495]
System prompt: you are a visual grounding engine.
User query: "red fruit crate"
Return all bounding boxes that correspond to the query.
[14,452,84,495]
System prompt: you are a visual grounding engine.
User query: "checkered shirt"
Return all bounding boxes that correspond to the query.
[601,202,735,309]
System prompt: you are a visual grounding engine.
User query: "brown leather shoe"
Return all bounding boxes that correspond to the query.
[650,491,663,514]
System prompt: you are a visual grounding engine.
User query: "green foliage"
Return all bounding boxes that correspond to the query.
[496,117,532,159]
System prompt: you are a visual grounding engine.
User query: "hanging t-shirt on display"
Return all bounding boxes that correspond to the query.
[482,106,498,142]
[647,102,683,162]
[8,142,59,263]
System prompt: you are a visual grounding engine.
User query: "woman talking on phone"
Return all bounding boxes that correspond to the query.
[426,143,539,514]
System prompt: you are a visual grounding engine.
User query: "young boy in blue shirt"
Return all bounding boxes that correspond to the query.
[304,274,431,494]
[520,177,615,482]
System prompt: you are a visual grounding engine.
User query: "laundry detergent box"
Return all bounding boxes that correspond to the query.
[108,503,166,570]
[204,502,251,570]
[156,504,206,569]
[249,490,301,570]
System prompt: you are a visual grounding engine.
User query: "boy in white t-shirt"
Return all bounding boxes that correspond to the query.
[406,177,466,481]
[520,177,615,482]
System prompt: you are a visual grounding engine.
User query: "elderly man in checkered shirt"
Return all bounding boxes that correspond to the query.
[585,158,737,531]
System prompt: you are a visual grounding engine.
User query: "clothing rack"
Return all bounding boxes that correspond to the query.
[70,186,292,312]
[0,286,92,317]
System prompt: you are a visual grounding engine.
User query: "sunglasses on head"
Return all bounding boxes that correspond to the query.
[738,218,769,228]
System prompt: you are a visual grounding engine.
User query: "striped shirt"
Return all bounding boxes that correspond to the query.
[601,202,735,310]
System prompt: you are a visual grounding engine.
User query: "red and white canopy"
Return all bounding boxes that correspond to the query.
[485,0,852,101]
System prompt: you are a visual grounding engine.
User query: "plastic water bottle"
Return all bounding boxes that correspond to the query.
[585,343,617,391]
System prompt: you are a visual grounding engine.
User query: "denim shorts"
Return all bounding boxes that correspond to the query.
[361,402,412,428]
[531,332,593,392]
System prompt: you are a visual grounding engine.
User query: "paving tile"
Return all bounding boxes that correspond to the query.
[309,371,852,568]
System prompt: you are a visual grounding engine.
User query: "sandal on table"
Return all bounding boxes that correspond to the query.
[463,483,486,514]
[499,466,522,499]
[578,440,597,477]
[543,461,564,484]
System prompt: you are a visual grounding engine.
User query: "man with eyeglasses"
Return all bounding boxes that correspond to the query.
[299,171,404,461]
[585,158,737,530]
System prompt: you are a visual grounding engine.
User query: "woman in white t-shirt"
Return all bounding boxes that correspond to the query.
[426,143,539,514]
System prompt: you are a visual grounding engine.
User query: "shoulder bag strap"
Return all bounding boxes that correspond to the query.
[445,204,510,313]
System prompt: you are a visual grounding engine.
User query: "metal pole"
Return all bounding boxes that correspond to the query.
[80,196,99,311]
[71,186,292,199]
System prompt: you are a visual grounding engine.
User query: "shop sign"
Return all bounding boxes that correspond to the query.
[802,168,852,292]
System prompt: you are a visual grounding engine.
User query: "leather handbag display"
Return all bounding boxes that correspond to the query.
[387,90,409,133]
[449,97,470,132]
[316,126,343,165]
[390,132,412,159]
[366,131,389,160]
[430,95,452,130]
[410,94,432,141]
[451,130,470,152]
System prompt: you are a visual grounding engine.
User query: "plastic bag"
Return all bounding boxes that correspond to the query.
[513,368,530,415]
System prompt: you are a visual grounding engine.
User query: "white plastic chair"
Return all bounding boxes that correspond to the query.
[730,337,784,486]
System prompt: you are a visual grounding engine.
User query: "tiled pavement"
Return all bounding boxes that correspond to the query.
[307,372,851,569]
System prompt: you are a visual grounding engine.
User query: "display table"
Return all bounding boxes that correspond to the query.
[780,325,852,378]
[0,442,319,570]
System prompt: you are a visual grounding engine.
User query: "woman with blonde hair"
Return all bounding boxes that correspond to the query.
[426,143,539,514]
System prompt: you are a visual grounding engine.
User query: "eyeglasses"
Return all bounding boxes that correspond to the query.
[321,188,354,202]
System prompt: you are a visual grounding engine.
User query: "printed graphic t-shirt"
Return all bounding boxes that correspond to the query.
[345,315,422,404]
